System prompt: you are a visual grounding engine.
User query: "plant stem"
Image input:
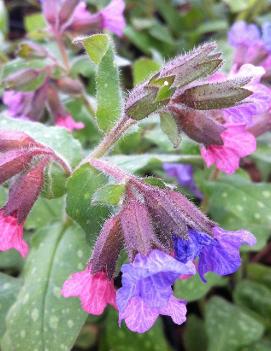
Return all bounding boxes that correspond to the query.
[55,33,70,71]
[88,115,135,159]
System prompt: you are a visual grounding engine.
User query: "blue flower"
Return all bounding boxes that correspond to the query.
[116,249,195,333]
[174,227,256,282]
[163,163,203,199]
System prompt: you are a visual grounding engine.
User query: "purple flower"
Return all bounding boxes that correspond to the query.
[3,90,33,119]
[174,227,256,282]
[262,22,271,52]
[116,249,195,333]
[228,21,261,48]
[100,0,126,37]
[163,163,203,199]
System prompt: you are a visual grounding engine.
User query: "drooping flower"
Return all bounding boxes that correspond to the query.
[117,250,195,333]
[55,115,84,132]
[163,163,203,199]
[0,130,71,256]
[3,90,34,119]
[200,123,256,174]
[174,227,256,282]
[61,266,117,315]
[0,210,28,257]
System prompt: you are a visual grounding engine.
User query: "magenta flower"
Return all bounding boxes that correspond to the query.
[0,210,28,257]
[200,123,256,174]
[61,266,117,315]
[117,249,195,333]
[174,227,256,282]
[100,0,126,37]
[163,163,203,199]
[55,115,84,132]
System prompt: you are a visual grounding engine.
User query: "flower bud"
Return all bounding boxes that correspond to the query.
[17,41,47,59]
[59,0,80,26]
[0,131,35,152]
[91,215,123,278]
[4,69,41,90]
[168,105,225,145]
[56,77,83,95]
[173,77,252,110]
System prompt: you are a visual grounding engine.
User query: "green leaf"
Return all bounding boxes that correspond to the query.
[0,114,83,168]
[247,263,271,290]
[233,280,271,328]
[101,309,170,351]
[160,112,181,148]
[106,153,202,173]
[205,297,264,351]
[143,176,166,188]
[42,162,68,199]
[0,274,22,339]
[241,339,271,351]
[24,13,46,33]
[175,273,226,302]
[183,315,207,351]
[0,0,8,35]
[95,39,122,131]
[133,58,161,85]
[79,34,109,65]
[66,164,110,237]
[1,223,90,351]
[223,0,251,12]
[92,184,125,206]
[79,34,122,131]
[198,173,271,250]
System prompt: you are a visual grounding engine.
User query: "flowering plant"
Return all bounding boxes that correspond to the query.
[0,1,271,350]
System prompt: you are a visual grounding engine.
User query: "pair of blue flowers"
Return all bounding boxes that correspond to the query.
[116,226,255,333]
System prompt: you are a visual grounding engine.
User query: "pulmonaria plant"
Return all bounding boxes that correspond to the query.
[0,131,70,256]
[61,159,256,333]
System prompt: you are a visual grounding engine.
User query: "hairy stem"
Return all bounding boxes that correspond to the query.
[55,33,70,71]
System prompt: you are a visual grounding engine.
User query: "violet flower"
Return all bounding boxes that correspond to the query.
[163,163,203,199]
[174,227,256,282]
[117,249,195,333]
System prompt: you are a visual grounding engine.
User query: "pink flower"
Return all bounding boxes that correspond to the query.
[69,1,99,31]
[56,115,84,132]
[200,124,256,174]
[3,90,33,119]
[0,210,28,257]
[100,0,126,37]
[61,266,117,315]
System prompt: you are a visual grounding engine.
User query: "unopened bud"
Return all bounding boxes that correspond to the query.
[59,0,80,26]
[173,78,252,110]
[0,131,35,152]
[126,84,167,120]
[151,42,222,89]
[56,77,83,95]
[17,41,47,59]
[168,105,225,145]
[4,69,41,90]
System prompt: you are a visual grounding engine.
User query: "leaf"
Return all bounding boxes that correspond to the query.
[66,164,110,238]
[92,184,125,206]
[42,162,68,199]
[0,0,8,35]
[223,0,251,12]
[233,280,271,328]
[78,34,122,131]
[133,58,161,85]
[100,309,170,351]
[197,173,271,250]
[24,13,46,33]
[0,274,22,339]
[183,315,207,351]
[0,114,83,168]
[78,34,109,65]
[241,339,271,351]
[95,39,122,131]
[160,112,181,148]
[1,223,90,351]
[247,263,271,290]
[175,273,226,302]
[205,297,264,351]
[105,153,202,173]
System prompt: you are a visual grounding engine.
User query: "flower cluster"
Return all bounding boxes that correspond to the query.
[0,131,70,256]
[61,160,256,333]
